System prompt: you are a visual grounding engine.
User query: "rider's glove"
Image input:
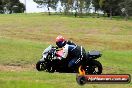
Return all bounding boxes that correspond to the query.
[57,57,65,60]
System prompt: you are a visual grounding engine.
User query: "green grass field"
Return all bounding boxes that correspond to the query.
[0,13,132,88]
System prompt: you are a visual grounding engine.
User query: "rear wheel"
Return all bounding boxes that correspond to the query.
[85,60,102,74]
[76,76,87,85]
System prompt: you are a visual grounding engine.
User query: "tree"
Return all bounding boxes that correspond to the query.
[92,0,100,13]
[11,3,25,13]
[103,0,113,19]
[34,0,91,17]
[119,0,132,20]
[78,0,85,15]
[92,0,127,18]
[0,0,4,13]
[60,0,74,15]
[0,0,25,14]
[34,0,59,15]
[61,0,91,16]
[96,0,123,19]
[84,0,91,14]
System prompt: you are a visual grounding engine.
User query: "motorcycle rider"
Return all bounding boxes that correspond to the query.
[56,35,86,70]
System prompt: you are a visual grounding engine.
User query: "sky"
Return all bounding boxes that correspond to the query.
[19,0,62,13]
[19,0,47,13]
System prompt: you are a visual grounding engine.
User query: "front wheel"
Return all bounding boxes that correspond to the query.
[36,61,46,71]
[85,60,102,74]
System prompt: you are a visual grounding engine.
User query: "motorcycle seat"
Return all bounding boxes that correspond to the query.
[86,51,101,60]
[88,51,101,56]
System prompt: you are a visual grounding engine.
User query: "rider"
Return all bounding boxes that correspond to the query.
[56,35,86,69]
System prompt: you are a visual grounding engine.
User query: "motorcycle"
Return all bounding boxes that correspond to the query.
[36,45,103,74]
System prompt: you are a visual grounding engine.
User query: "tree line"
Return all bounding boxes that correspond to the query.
[0,0,25,14]
[33,0,132,20]
[0,0,131,20]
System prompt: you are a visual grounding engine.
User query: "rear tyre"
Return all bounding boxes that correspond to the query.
[36,61,46,71]
[85,60,102,74]
[76,76,87,85]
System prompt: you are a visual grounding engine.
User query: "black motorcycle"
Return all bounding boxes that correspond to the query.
[36,45,103,74]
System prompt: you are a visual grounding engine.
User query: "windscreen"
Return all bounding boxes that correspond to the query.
[42,45,52,54]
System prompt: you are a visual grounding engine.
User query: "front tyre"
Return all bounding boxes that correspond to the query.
[85,60,102,74]
[36,61,46,71]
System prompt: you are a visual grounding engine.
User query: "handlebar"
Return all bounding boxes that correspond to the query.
[52,46,59,49]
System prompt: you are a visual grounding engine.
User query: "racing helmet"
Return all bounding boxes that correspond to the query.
[56,35,66,48]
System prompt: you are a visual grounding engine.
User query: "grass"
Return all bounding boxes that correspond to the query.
[0,71,132,88]
[0,37,47,65]
[0,13,132,88]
